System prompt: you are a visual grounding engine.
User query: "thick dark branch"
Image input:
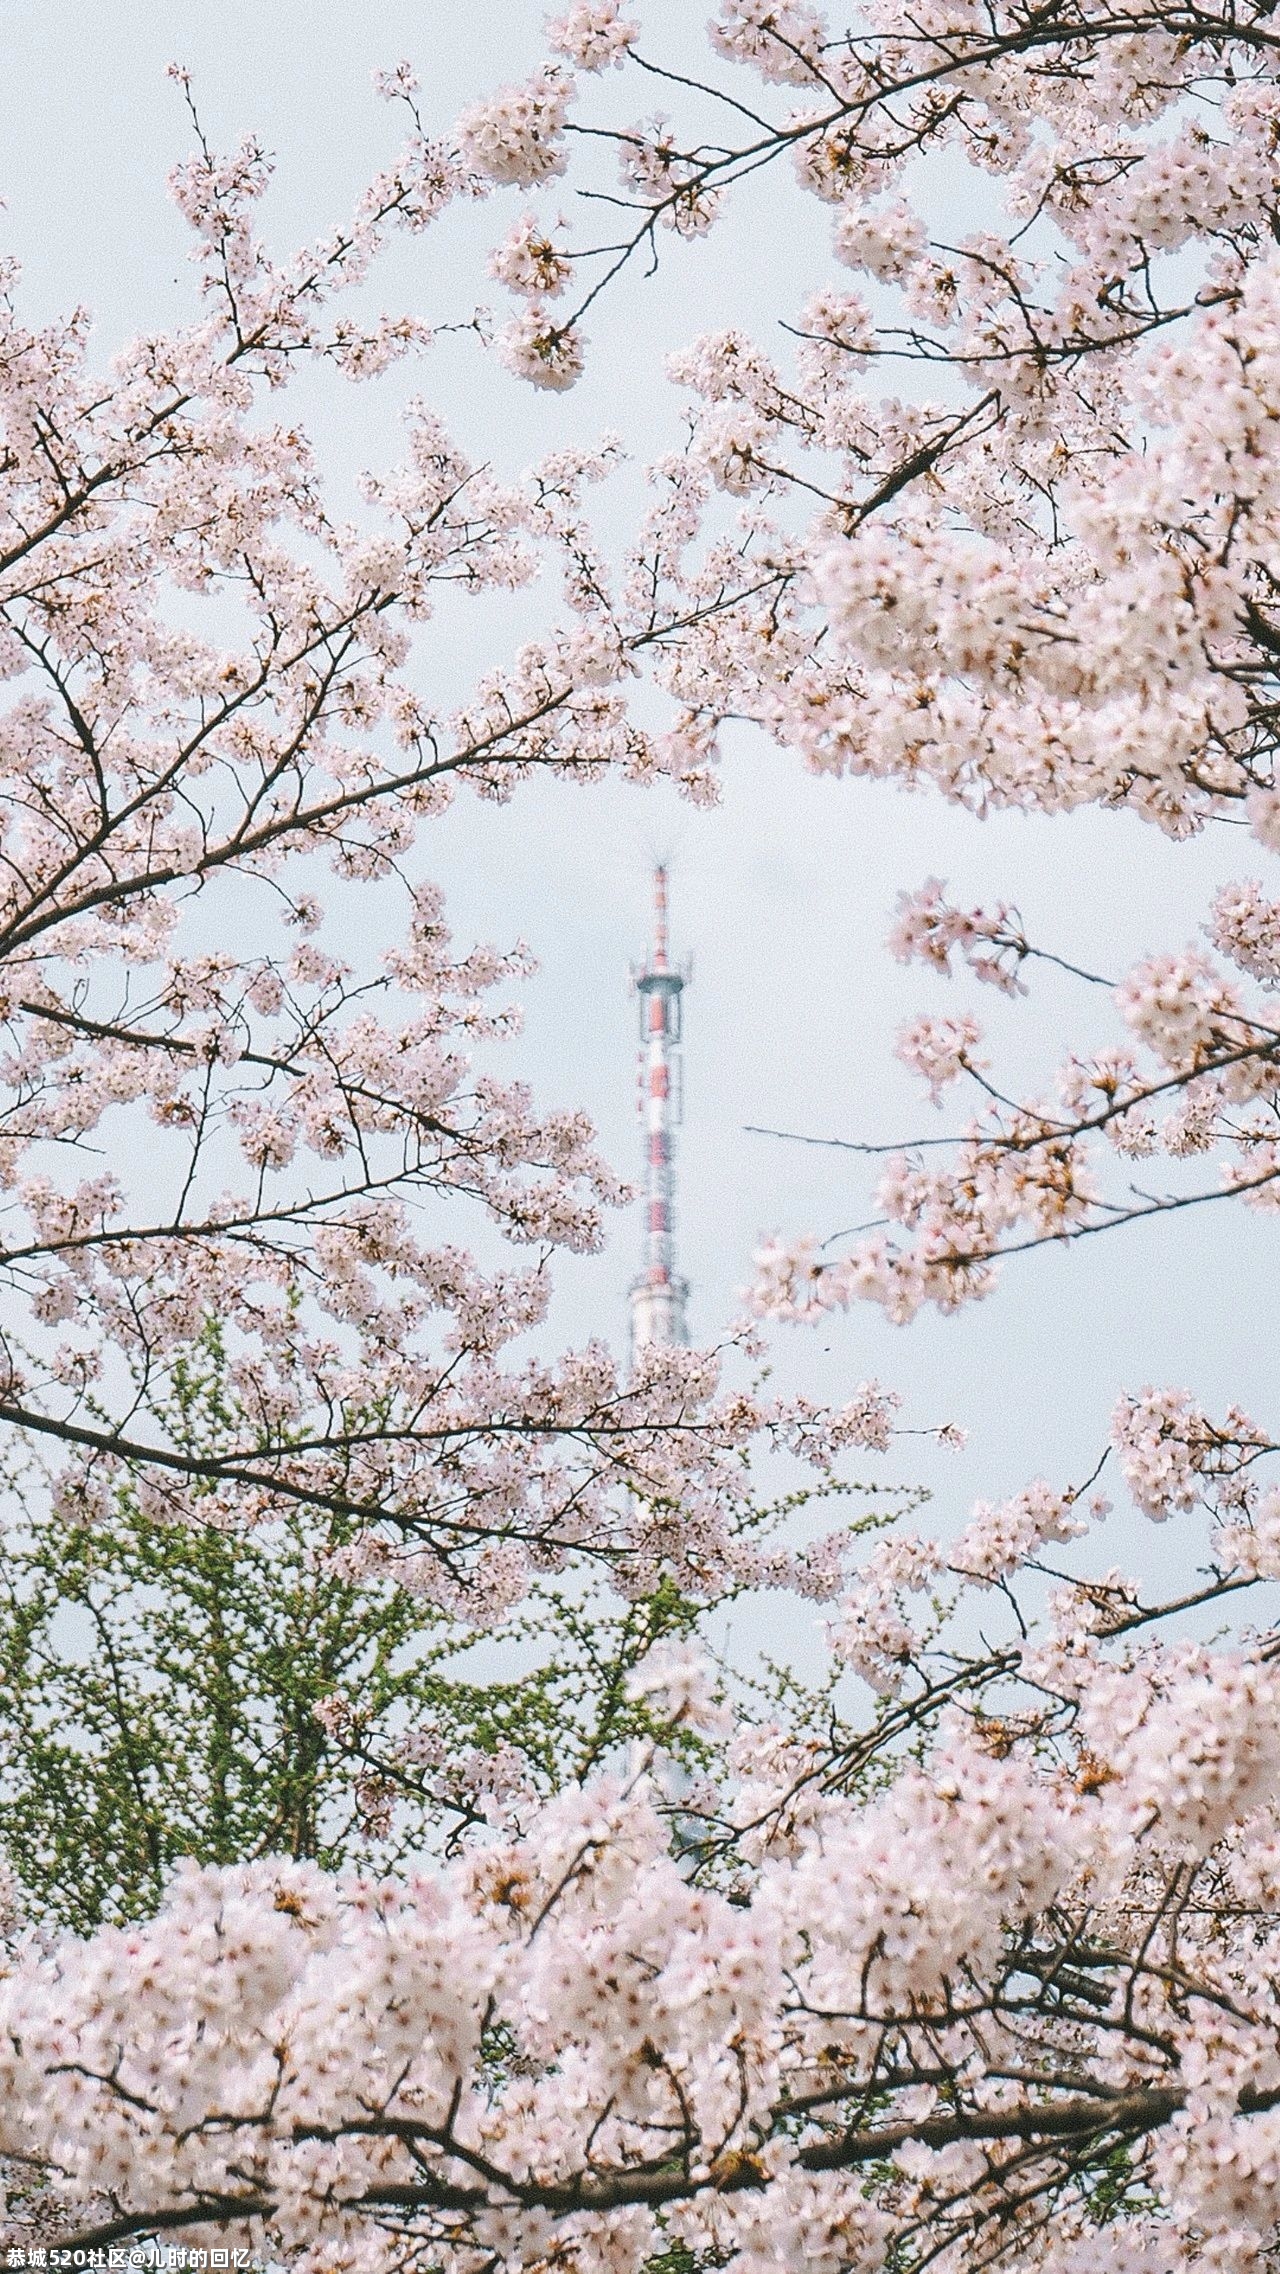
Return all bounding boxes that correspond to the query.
[62,2072,1280,2244]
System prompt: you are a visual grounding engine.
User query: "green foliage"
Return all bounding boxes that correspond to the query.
[0,1500,727,1934]
[0,1483,440,1930]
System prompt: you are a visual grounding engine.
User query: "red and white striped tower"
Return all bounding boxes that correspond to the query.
[629,864,690,1362]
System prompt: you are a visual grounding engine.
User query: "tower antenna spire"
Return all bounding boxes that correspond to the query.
[630,862,690,1362]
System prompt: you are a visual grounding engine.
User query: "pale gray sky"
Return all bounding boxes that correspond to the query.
[3,1,1272,1612]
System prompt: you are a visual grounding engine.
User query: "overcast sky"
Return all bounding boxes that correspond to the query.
[3,2,1273,1629]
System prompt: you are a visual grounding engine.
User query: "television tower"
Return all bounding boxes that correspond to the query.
[630,864,690,1361]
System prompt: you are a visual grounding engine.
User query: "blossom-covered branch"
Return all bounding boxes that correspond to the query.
[751,881,1280,1322]
[11,1474,1280,2269]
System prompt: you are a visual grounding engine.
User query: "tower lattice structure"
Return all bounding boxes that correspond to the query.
[629,864,690,1362]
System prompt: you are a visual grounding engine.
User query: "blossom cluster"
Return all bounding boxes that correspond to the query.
[12,1581,1280,2272]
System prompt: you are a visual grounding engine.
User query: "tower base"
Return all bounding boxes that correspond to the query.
[628,1275,689,1365]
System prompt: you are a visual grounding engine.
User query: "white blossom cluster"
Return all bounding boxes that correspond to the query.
[11,1623,1280,2269]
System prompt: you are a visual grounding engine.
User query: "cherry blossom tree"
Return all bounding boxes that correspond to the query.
[11,4,1280,2270]
[482,0,1280,1323]
[0,60,890,1631]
